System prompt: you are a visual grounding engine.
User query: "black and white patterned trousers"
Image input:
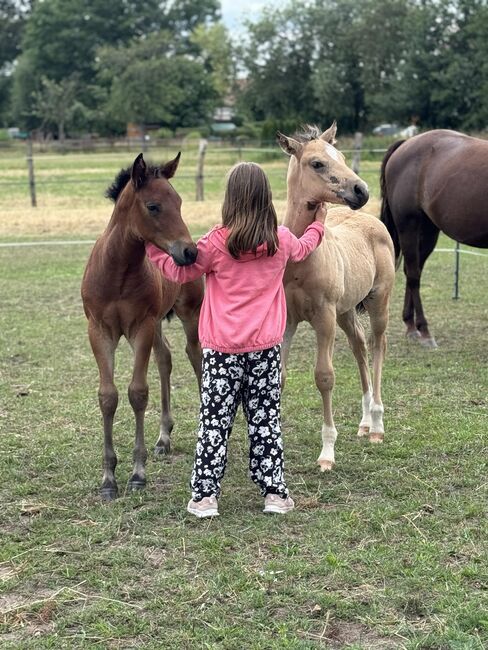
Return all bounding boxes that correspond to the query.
[191,345,288,501]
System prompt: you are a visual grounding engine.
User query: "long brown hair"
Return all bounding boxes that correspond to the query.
[222,162,279,259]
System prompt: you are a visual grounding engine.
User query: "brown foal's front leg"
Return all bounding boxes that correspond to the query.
[88,321,119,500]
[152,321,174,455]
[127,319,155,490]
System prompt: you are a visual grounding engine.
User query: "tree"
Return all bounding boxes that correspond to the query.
[97,33,218,132]
[237,3,316,125]
[31,76,83,143]
[11,0,221,132]
[191,23,234,101]
[0,1,31,124]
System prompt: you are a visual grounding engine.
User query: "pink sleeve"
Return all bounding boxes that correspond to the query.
[287,222,324,262]
[145,234,212,283]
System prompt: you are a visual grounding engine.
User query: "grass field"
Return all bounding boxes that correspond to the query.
[0,150,487,649]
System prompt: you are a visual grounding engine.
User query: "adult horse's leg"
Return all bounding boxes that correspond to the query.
[153,321,174,456]
[88,321,119,500]
[312,307,338,471]
[336,310,373,438]
[400,217,439,348]
[127,319,154,490]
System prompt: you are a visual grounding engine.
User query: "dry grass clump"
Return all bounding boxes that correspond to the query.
[0,197,381,238]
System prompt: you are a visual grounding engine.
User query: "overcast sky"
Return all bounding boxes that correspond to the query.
[220,0,280,31]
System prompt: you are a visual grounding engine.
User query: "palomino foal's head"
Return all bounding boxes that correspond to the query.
[277,123,369,210]
[107,152,197,266]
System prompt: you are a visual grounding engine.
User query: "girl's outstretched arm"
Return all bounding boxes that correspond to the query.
[287,220,325,262]
[146,234,212,283]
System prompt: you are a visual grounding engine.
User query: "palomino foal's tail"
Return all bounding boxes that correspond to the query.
[380,140,405,269]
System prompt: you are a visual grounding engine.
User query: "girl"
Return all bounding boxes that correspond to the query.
[146,162,325,517]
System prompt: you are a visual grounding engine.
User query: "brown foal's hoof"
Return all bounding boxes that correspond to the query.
[369,432,384,444]
[357,425,370,437]
[154,441,171,457]
[317,459,334,472]
[100,485,118,501]
[128,475,146,491]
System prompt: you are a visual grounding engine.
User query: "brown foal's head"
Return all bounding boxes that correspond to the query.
[277,123,369,210]
[109,153,197,266]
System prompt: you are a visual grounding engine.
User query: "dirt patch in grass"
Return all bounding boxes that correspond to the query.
[303,618,398,648]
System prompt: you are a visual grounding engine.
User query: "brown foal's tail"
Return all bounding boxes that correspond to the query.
[380,140,405,269]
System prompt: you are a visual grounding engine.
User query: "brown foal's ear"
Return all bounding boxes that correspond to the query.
[161,152,181,179]
[320,121,337,145]
[276,132,303,158]
[131,153,147,190]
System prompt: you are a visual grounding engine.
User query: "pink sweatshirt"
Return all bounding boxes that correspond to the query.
[146,222,324,353]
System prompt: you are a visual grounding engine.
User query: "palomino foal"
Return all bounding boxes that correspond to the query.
[277,124,395,470]
[81,153,203,499]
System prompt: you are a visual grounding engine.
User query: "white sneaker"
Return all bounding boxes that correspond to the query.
[263,494,295,514]
[187,496,219,518]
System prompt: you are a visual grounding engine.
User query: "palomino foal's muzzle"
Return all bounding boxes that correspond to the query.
[169,241,198,266]
[340,181,369,210]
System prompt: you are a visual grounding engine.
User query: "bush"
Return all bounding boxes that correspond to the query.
[156,127,174,139]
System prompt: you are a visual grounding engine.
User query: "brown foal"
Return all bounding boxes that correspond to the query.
[81,153,203,500]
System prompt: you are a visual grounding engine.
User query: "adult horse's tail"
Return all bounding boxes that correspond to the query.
[380,140,405,268]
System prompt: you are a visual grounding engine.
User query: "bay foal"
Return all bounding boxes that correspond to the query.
[277,124,395,470]
[81,153,203,499]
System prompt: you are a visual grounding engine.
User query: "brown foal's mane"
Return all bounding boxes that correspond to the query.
[105,164,166,203]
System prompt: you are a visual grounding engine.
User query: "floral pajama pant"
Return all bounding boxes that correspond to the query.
[191,345,288,501]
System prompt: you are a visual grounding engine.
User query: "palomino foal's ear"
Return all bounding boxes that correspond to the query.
[276,132,303,158]
[161,152,181,179]
[131,153,147,190]
[320,121,337,145]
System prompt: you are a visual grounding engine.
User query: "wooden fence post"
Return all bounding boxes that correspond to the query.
[195,138,207,201]
[351,131,363,174]
[26,137,37,207]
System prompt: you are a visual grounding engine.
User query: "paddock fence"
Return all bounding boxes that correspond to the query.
[0,135,386,207]
[1,136,486,299]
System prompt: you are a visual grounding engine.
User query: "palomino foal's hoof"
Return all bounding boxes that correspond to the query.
[369,432,384,444]
[100,485,118,501]
[317,459,334,472]
[128,475,146,491]
[357,425,370,437]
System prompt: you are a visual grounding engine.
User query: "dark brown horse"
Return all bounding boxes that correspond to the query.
[81,153,203,500]
[380,129,488,348]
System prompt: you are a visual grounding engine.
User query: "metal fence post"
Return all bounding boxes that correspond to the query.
[351,132,363,174]
[453,241,461,299]
[26,137,37,207]
[195,138,207,201]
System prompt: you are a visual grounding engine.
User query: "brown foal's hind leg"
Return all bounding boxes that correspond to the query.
[88,321,119,500]
[127,319,154,491]
[153,321,174,456]
[312,307,338,471]
[174,283,203,389]
[336,310,373,437]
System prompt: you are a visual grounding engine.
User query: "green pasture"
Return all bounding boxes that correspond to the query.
[1,206,487,648]
[0,142,384,208]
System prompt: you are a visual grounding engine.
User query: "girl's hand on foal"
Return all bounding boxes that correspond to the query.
[314,203,327,224]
